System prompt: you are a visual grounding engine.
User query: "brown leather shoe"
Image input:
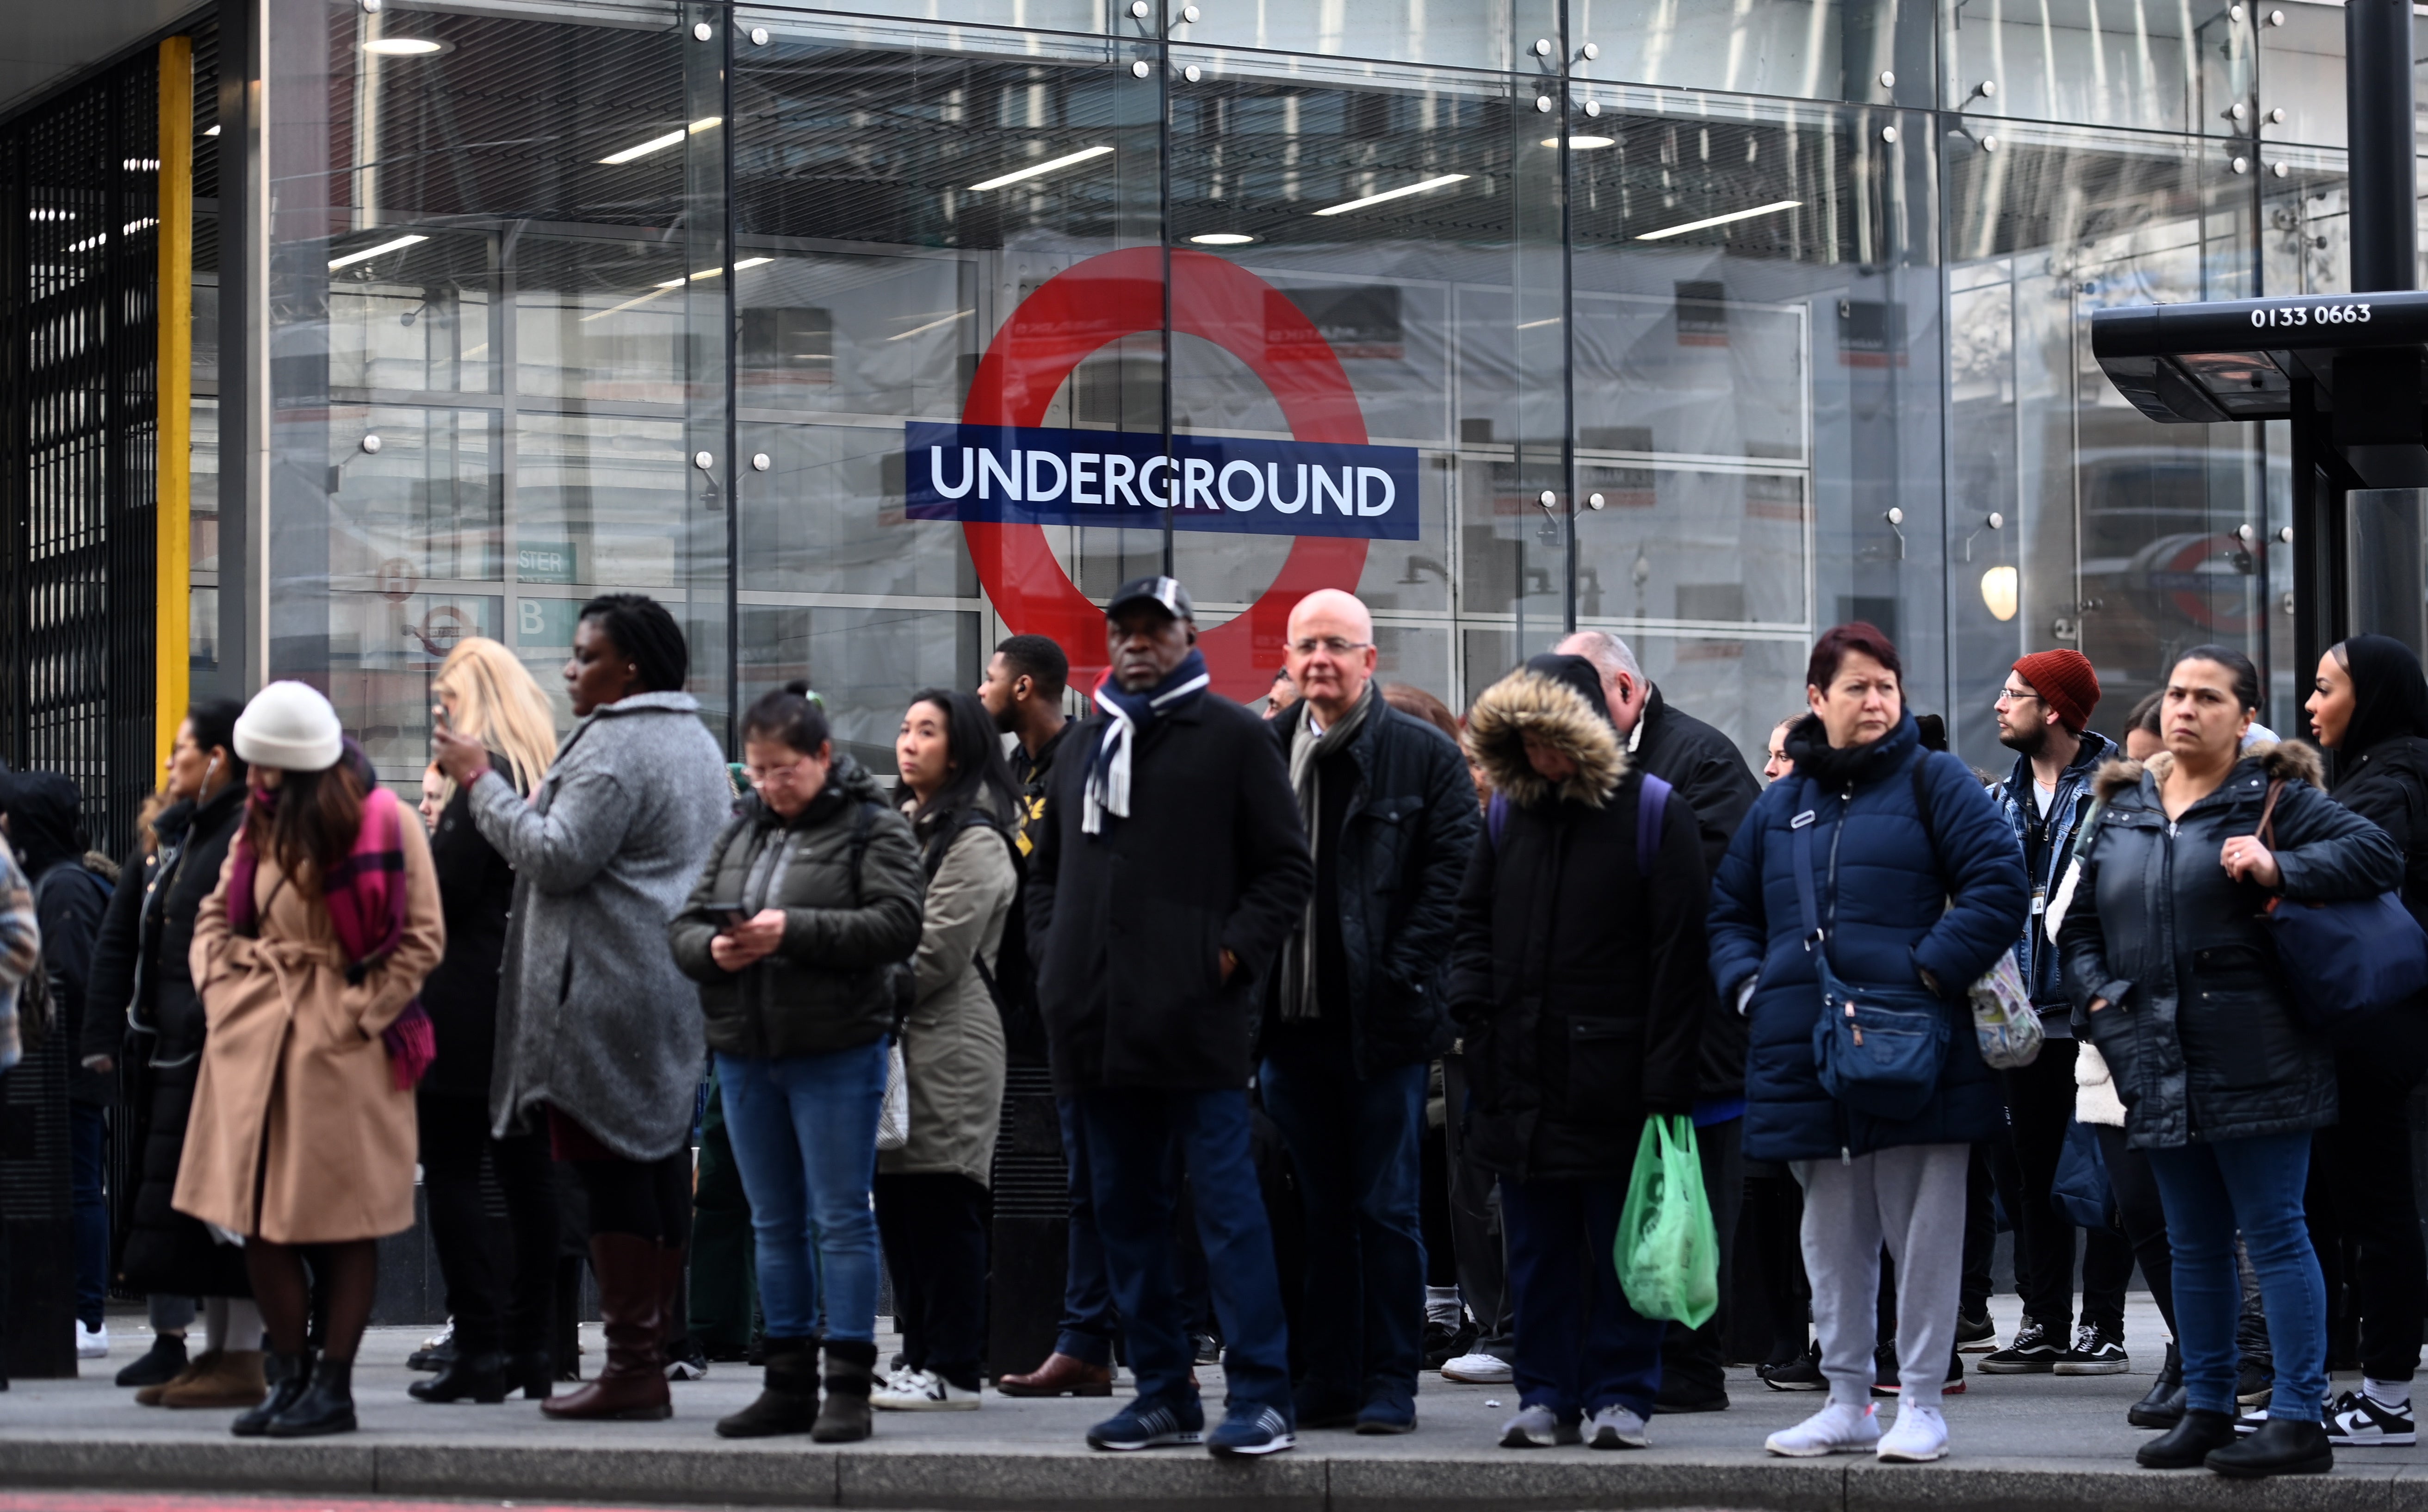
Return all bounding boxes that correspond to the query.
[996,1352,1114,1398]
[159,1349,268,1409]
[543,1233,671,1421]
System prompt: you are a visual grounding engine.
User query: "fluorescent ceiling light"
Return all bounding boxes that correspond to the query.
[967,144,1113,192]
[1312,173,1468,217]
[887,310,972,341]
[205,124,221,136]
[68,218,156,253]
[329,232,428,269]
[1541,134,1616,149]
[1189,232,1254,245]
[29,209,76,222]
[651,257,771,289]
[362,37,445,55]
[125,157,160,171]
[1634,198,1801,241]
[599,118,721,166]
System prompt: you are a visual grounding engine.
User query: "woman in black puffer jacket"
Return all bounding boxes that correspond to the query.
[2061,644,2401,1478]
[669,681,924,1444]
[2303,634,2428,1442]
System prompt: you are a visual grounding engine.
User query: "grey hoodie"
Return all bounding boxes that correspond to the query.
[473,691,731,1160]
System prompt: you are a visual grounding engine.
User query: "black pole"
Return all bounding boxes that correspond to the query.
[2347,0,2416,293]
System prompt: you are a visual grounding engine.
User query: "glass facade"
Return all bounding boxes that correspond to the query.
[225,0,2391,780]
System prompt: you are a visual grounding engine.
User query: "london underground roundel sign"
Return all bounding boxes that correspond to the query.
[914,247,1409,702]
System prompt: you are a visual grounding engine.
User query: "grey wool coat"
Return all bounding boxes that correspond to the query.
[881,814,1016,1187]
[472,690,731,1161]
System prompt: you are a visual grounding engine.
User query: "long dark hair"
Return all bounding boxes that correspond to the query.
[904,688,1017,830]
[244,756,368,891]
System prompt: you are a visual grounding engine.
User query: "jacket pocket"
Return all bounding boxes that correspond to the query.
[1561,1014,1644,1121]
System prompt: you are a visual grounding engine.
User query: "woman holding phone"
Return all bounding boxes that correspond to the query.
[669,681,923,1443]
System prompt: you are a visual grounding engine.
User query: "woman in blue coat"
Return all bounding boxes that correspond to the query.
[1708,624,2028,1465]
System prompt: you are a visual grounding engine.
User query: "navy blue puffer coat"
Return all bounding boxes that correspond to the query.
[1708,712,2030,1163]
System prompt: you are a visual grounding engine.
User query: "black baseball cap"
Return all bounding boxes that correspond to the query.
[1105,575,1195,623]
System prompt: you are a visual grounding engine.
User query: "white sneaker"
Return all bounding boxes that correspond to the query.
[1765,1400,1881,1457]
[1584,1404,1650,1449]
[1442,1352,1514,1384]
[1877,1403,1948,1462]
[75,1322,108,1359]
[873,1368,980,1411]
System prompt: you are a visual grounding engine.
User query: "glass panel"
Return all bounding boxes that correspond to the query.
[1183,0,1517,74]
[2258,1,2344,149]
[1578,0,1932,107]
[1943,0,2239,138]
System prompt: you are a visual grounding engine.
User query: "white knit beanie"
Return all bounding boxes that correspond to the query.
[235,682,345,773]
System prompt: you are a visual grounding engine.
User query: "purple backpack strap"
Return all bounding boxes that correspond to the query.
[1487,789,1509,850]
[1635,772,1673,877]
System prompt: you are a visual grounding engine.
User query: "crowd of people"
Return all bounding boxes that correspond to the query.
[3,580,2425,1479]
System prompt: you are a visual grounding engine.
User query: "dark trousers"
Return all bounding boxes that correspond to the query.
[690,1075,760,1357]
[1260,1037,1428,1413]
[417,1091,559,1357]
[567,1146,691,1246]
[1077,1086,1292,1416]
[2309,1056,2428,1382]
[873,1171,990,1391]
[1742,1164,1810,1361]
[1052,1095,1119,1366]
[2001,1039,2131,1335]
[2096,1122,2177,1336]
[1440,1053,1513,1357]
[1503,1174,1666,1421]
[1659,1116,1742,1399]
[1961,1143,1996,1319]
[68,1101,106,1330]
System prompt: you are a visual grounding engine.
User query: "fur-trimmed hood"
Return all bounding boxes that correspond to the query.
[1463,669,1627,808]
[2091,738,2324,805]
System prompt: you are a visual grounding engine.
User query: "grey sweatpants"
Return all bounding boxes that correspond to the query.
[1792,1142,1970,1410]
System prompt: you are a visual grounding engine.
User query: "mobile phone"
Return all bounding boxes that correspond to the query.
[705,899,750,927]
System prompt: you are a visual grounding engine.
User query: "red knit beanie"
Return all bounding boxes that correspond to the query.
[2012,650,2100,735]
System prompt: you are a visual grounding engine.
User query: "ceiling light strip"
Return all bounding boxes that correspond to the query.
[1634,199,1802,241]
[328,233,428,269]
[1312,174,1469,217]
[599,118,722,166]
[967,144,1114,192]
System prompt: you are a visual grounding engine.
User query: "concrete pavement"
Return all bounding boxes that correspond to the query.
[7,1296,2428,1511]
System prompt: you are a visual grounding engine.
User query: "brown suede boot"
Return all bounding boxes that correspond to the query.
[542,1233,671,1421]
[159,1349,268,1409]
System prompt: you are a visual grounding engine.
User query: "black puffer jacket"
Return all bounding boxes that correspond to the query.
[2324,733,2428,1079]
[1264,696,1479,1076]
[2059,742,2403,1149]
[670,755,924,1060]
[1449,658,1708,1183]
[420,765,520,1102]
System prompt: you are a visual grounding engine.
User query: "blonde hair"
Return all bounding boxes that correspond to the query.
[433,636,560,799]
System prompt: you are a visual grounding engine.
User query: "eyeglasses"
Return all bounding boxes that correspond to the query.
[747,755,817,782]
[1287,636,1372,657]
[1994,686,2040,706]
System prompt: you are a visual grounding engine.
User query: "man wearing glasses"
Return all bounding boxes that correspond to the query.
[1980,650,2134,1380]
[1260,589,1479,1436]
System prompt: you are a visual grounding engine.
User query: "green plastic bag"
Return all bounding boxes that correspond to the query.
[1614,1115,1720,1328]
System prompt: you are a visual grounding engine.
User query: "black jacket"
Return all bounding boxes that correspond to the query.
[1028,692,1313,1095]
[2323,733,2428,1080]
[670,755,925,1060]
[1449,662,1709,1182]
[420,769,520,1102]
[87,782,251,1296]
[1265,697,1479,1076]
[1628,684,1762,1102]
[2059,743,2403,1149]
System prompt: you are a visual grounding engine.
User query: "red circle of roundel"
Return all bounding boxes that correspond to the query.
[959,247,1372,702]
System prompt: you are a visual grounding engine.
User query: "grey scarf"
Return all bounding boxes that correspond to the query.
[1280,683,1375,1021]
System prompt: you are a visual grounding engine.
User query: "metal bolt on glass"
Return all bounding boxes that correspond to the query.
[360,0,380,11]
[1580,43,1598,60]
[1131,60,1151,77]
[1130,1,1149,16]
[1183,4,1201,19]
[1533,37,1552,56]
[1536,96,1553,113]
[749,26,768,44]
[1538,490,1557,511]
[1981,135,2000,152]
[1584,100,1601,117]
[1183,64,1201,82]
[692,21,711,40]
[2269,107,2286,123]
[1880,125,1896,143]
[694,451,714,470]
[2232,156,2249,174]
[361,434,382,454]
[1977,80,1996,98]
[751,454,771,472]
[1878,70,1894,87]
[1587,493,1606,510]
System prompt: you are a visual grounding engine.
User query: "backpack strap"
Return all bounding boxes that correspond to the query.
[1909,751,1947,890]
[1635,772,1673,878]
[844,799,879,905]
[1487,790,1509,851]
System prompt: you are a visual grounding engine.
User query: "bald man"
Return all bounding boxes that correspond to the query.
[1262,589,1479,1434]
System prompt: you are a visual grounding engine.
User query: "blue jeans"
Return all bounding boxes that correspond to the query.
[715,1041,887,1345]
[1077,1086,1292,1418]
[69,1102,107,1330]
[1502,1175,1666,1421]
[1053,1096,1117,1366]
[2147,1131,2328,1421]
[1260,1039,1427,1411]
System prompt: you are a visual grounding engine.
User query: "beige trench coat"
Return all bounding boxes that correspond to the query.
[174,812,444,1243]
[879,818,1013,1187]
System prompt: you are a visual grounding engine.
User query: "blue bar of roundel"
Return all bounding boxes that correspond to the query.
[902,421,1420,542]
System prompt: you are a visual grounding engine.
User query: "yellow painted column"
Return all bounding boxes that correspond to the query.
[156,36,193,766]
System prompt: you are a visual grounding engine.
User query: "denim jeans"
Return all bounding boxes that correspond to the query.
[68,1102,107,1330]
[1501,1175,1666,1421]
[1077,1086,1293,1417]
[2146,1131,2328,1421]
[1053,1095,1118,1366]
[1260,1038,1427,1412]
[716,1041,887,1345]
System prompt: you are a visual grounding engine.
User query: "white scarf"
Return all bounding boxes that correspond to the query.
[1082,660,1211,835]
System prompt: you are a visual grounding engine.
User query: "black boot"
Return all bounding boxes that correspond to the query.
[2137,1407,2238,1468]
[267,1355,359,1437]
[2205,1416,2333,1478]
[410,1349,509,1404]
[2129,1344,2186,1429]
[715,1338,820,1438]
[117,1332,190,1388]
[231,1352,313,1438]
[503,1349,555,1401]
[812,1339,877,1444]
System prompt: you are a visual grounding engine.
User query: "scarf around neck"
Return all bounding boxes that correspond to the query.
[227,782,433,1091]
[1280,683,1374,1020]
[1084,647,1210,835]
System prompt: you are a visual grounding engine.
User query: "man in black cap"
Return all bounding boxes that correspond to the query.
[1028,575,1313,1458]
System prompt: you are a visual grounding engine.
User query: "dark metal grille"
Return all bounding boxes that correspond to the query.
[0,46,162,860]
